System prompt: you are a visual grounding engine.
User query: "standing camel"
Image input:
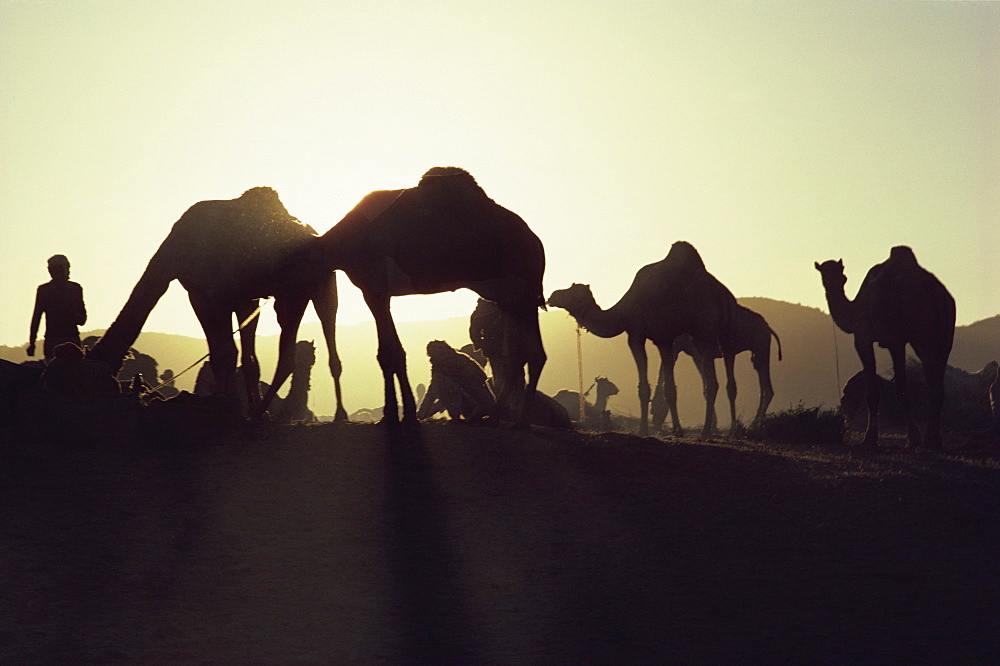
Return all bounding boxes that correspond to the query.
[656,305,782,429]
[89,187,347,420]
[547,241,737,438]
[301,167,546,426]
[815,246,955,449]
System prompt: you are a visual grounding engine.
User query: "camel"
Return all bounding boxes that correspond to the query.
[554,376,619,425]
[548,241,738,438]
[815,246,955,449]
[298,167,546,426]
[88,187,346,420]
[654,305,782,429]
[841,360,997,434]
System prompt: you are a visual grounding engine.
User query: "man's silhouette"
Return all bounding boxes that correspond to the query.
[28,255,87,361]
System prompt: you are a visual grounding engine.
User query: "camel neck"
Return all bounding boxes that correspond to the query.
[574,300,627,339]
[823,284,857,334]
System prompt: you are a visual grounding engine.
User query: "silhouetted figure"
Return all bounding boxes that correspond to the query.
[28,255,87,361]
[286,167,546,426]
[416,340,496,422]
[82,335,160,389]
[548,241,738,438]
[85,187,346,420]
[653,305,783,430]
[468,297,573,428]
[40,342,119,402]
[158,369,180,399]
[272,340,317,423]
[469,297,523,406]
[816,246,956,450]
[991,365,1000,437]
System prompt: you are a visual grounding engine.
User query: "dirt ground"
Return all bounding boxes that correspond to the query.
[2,418,1000,664]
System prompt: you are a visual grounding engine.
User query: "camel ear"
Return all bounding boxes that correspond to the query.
[814,262,821,271]
[837,259,844,268]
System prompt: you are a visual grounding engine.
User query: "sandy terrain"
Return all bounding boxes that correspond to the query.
[2,419,999,663]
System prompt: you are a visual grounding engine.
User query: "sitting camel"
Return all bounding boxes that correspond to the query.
[553,376,619,426]
[88,187,346,420]
[295,167,547,426]
[815,246,955,449]
[548,241,738,438]
[654,305,782,429]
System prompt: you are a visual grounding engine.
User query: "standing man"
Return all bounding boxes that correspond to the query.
[28,254,87,361]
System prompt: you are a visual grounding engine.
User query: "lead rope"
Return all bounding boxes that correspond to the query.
[577,324,585,422]
[830,315,842,394]
[149,298,272,392]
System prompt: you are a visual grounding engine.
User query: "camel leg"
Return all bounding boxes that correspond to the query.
[753,352,775,423]
[189,292,240,409]
[855,338,880,448]
[697,351,720,439]
[723,351,737,431]
[256,296,309,417]
[889,345,921,448]
[235,300,261,411]
[365,293,416,425]
[654,344,683,437]
[312,273,347,422]
[628,334,653,437]
[919,354,946,450]
[514,307,546,428]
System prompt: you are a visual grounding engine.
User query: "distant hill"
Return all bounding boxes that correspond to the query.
[2,299,997,424]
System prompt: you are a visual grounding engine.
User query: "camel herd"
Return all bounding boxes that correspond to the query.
[79,166,962,449]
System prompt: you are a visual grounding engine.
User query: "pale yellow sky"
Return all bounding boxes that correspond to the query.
[1,0,997,347]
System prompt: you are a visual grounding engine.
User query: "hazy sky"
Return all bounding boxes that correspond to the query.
[2,0,997,348]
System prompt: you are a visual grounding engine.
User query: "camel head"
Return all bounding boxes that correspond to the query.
[814,259,847,291]
[595,376,619,398]
[547,283,596,319]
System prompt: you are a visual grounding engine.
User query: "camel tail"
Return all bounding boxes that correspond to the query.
[771,327,783,362]
[88,254,174,373]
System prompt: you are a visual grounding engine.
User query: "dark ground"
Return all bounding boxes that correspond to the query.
[2,419,999,663]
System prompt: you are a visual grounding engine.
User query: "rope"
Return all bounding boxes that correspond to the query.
[149,298,271,392]
[576,324,585,421]
[830,315,842,393]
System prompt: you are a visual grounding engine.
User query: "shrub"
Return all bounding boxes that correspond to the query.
[738,404,846,446]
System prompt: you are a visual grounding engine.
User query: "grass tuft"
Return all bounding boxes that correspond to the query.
[738,403,846,446]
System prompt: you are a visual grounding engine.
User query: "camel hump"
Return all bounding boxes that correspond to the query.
[238,186,290,216]
[418,166,490,203]
[664,240,706,272]
[888,245,919,268]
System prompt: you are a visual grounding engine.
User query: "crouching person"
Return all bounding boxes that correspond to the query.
[417,340,496,422]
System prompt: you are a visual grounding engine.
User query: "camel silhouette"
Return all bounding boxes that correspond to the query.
[657,305,782,429]
[88,187,346,420]
[815,246,955,449]
[554,376,619,425]
[548,241,737,438]
[299,167,546,426]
